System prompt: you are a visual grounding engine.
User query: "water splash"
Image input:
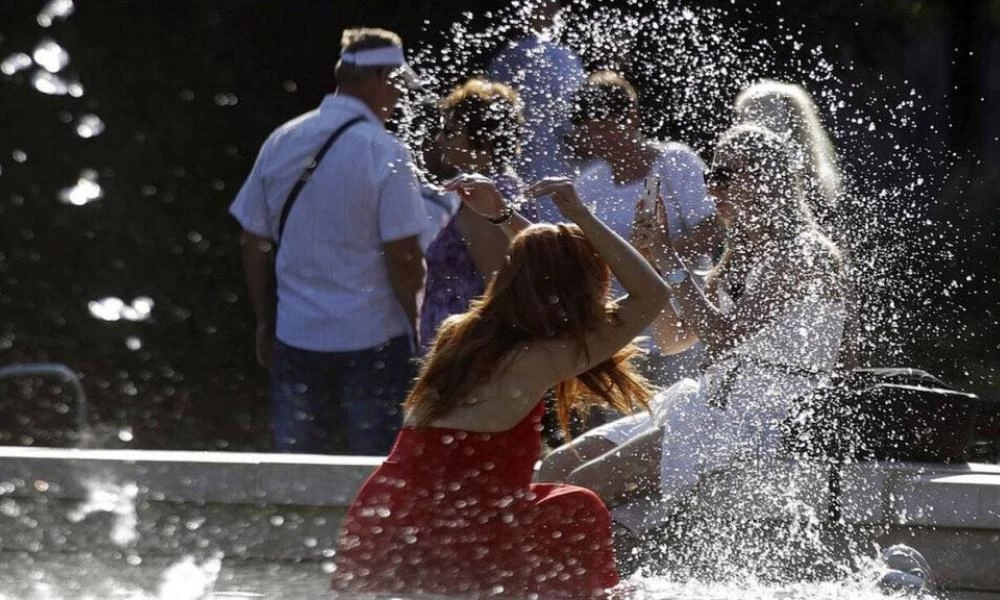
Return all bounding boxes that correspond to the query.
[37,0,76,28]
[58,169,103,205]
[397,0,965,589]
[155,553,223,600]
[402,0,960,378]
[66,479,140,546]
[32,39,70,73]
[87,296,155,322]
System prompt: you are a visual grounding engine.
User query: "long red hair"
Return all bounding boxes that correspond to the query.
[405,223,652,437]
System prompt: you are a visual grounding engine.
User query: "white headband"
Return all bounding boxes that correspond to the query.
[340,45,406,67]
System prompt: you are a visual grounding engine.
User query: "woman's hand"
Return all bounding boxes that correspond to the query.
[629,197,660,253]
[524,177,590,222]
[630,195,677,265]
[443,173,506,220]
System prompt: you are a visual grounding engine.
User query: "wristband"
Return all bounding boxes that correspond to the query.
[487,205,514,225]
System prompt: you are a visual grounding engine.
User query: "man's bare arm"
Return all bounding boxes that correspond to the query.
[241,230,276,366]
[383,235,427,341]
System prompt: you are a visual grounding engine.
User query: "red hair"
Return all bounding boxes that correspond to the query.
[405,223,651,437]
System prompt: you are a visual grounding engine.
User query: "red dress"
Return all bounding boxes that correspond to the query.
[331,401,620,598]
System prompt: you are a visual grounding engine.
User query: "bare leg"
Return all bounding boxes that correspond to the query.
[535,435,617,483]
[566,427,663,507]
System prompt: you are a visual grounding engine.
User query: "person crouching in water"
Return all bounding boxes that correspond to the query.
[331,175,669,598]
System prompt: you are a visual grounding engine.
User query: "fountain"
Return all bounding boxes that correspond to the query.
[0,0,998,598]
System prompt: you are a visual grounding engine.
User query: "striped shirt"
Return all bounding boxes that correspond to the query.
[230,94,428,352]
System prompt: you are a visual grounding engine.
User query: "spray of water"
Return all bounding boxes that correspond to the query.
[395,0,962,593]
[66,479,140,546]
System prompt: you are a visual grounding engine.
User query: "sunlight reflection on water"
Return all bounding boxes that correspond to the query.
[87,296,154,322]
[58,169,102,205]
[32,39,69,73]
[37,0,75,28]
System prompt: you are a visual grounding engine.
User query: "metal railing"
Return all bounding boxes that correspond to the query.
[0,363,88,439]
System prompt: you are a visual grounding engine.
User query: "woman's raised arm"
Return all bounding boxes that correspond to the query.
[521,177,670,379]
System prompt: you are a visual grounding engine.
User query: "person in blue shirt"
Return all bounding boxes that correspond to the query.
[488,0,586,182]
[230,28,427,455]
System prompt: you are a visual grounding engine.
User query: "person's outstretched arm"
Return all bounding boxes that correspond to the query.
[447,174,670,376]
[443,174,532,239]
[640,197,841,354]
[629,197,700,354]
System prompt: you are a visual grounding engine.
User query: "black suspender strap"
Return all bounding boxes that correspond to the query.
[275,115,365,247]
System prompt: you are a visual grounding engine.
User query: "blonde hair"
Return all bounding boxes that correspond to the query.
[735,80,842,219]
[339,27,402,51]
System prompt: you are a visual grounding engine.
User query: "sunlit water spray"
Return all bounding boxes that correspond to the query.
[403,0,963,372]
[395,0,965,594]
[0,0,978,597]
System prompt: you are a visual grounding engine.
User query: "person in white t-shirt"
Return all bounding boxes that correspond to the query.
[549,70,724,386]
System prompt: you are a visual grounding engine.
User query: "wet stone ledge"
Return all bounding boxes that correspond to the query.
[0,447,379,561]
[0,446,998,593]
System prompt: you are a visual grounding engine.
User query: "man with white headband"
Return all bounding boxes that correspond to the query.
[230,27,427,456]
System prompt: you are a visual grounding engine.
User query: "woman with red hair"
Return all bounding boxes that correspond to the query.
[331,175,669,598]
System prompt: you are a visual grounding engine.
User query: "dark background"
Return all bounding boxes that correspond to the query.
[1,0,998,450]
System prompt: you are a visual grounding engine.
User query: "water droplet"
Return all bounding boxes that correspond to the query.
[75,114,105,138]
[0,53,32,76]
[59,169,102,205]
[37,0,75,28]
[32,39,69,73]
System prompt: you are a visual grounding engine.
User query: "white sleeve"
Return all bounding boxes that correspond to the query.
[417,184,460,252]
[376,140,430,243]
[229,139,273,238]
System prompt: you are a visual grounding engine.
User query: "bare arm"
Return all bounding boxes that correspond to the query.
[523,178,670,379]
[241,231,276,324]
[443,174,532,240]
[239,230,278,367]
[648,302,699,355]
[383,235,427,341]
[456,207,515,279]
[628,199,701,355]
[446,174,670,377]
[670,241,841,355]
